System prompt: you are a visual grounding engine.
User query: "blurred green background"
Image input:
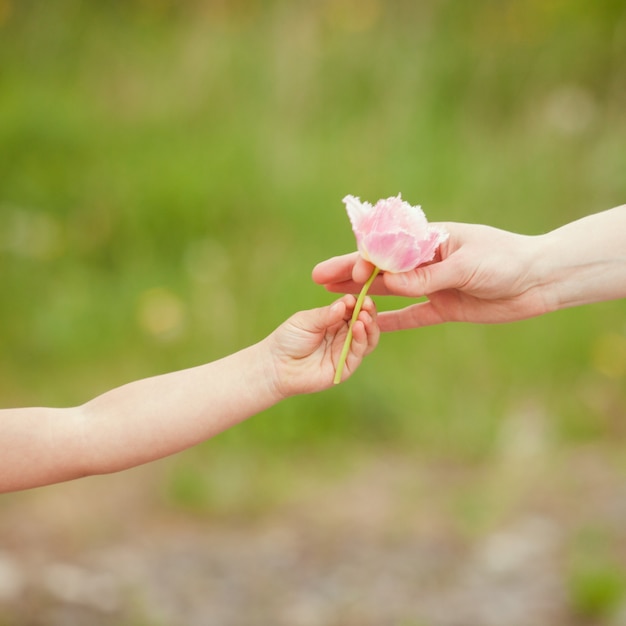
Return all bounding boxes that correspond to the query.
[1,1,626,624]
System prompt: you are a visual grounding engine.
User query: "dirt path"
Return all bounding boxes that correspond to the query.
[1,447,625,626]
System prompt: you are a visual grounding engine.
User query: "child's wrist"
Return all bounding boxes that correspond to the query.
[256,337,291,404]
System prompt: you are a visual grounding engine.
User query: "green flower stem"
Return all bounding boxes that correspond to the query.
[333,265,380,385]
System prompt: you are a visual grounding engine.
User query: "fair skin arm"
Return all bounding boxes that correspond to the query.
[0,295,379,493]
[312,205,626,331]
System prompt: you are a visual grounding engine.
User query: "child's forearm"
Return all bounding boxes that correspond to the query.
[535,205,626,311]
[0,340,279,492]
[78,341,279,474]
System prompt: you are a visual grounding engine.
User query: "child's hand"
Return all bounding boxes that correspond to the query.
[265,295,379,398]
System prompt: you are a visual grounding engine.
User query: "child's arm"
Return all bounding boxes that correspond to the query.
[0,295,378,493]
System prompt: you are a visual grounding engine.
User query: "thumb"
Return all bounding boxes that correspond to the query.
[353,257,377,283]
[297,299,347,333]
[384,259,462,297]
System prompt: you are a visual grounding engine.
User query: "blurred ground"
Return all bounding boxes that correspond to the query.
[1,441,626,626]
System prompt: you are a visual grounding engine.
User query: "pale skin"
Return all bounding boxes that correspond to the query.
[313,205,626,331]
[0,295,379,493]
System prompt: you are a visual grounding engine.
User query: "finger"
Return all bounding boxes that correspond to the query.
[322,276,394,296]
[323,280,364,295]
[357,308,380,354]
[352,257,377,283]
[383,257,463,298]
[312,252,360,285]
[378,302,446,331]
[347,318,371,372]
[360,296,377,320]
[334,319,364,382]
[313,254,393,296]
[295,298,347,335]
[341,294,376,323]
[337,294,358,320]
[327,298,350,328]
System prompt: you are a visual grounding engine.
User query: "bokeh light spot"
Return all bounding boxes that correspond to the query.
[136,287,186,341]
[324,0,382,32]
[591,332,626,379]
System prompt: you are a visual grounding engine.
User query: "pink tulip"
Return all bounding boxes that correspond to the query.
[343,194,448,273]
[334,194,447,384]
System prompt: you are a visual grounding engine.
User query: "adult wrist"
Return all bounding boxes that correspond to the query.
[534,224,626,311]
[530,231,570,312]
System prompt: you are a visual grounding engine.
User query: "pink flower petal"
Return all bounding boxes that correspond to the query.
[342,194,447,273]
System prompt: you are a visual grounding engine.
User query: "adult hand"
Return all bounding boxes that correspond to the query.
[312,223,553,331]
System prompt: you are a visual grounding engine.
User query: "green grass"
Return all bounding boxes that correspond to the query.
[567,525,626,622]
[1,0,625,463]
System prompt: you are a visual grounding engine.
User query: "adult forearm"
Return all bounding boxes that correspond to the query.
[536,205,626,311]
